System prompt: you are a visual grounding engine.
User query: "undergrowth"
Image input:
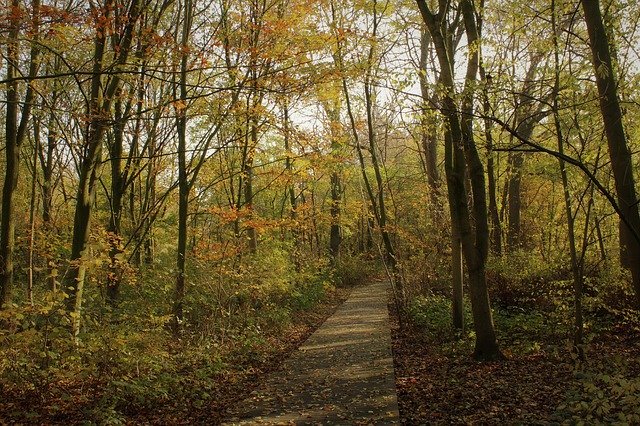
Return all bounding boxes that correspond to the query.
[405,250,640,424]
[0,243,344,424]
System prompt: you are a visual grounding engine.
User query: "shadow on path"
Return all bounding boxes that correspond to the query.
[222,280,399,425]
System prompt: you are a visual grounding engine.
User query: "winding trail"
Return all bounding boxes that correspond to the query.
[222,280,399,425]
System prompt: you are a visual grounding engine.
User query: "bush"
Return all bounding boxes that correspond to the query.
[557,357,640,424]
[486,250,570,310]
[407,293,472,340]
[332,253,379,287]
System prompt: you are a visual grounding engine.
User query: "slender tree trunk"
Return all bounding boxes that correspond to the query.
[1,0,40,308]
[506,120,540,251]
[64,0,141,336]
[478,54,501,255]
[417,0,503,360]
[365,0,404,303]
[106,99,126,305]
[444,123,465,332]
[481,92,501,254]
[551,2,584,353]
[173,0,193,328]
[336,0,404,305]
[282,103,301,270]
[328,104,343,261]
[329,170,342,260]
[503,53,546,252]
[244,119,258,253]
[451,232,464,331]
[65,123,104,336]
[506,151,524,249]
[41,84,58,291]
[28,117,42,306]
[143,102,160,265]
[419,28,440,197]
[582,0,640,306]
[0,2,21,308]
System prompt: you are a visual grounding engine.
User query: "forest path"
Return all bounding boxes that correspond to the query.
[222,280,399,425]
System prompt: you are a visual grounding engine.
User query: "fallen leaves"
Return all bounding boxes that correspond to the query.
[391,303,640,424]
[391,309,570,424]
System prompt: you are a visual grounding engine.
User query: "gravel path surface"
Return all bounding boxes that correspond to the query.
[222,280,399,425]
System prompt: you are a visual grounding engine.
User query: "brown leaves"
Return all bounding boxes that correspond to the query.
[391,314,570,424]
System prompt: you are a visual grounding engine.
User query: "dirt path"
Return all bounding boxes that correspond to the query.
[222,280,399,425]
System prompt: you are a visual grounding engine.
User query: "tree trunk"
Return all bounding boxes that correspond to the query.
[479,63,501,255]
[329,171,342,260]
[106,99,127,305]
[551,0,584,354]
[244,119,258,254]
[173,0,193,329]
[283,102,301,270]
[451,233,464,331]
[582,0,640,306]
[506,151,524,249]
[64,0,142,336]
[503,53,547,252]
[1,0,40,308]
[326,101,343,262]
[0,6,20,307]
[444,124,465,332]
[338,0,404,305]
[419,27,440,197]
[41,78,59,291]
[417,0,503,360]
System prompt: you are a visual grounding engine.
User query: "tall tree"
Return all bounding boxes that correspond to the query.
[335,0,405,304]
[418,27,441,198]
[581,0,640,306]
[504,53,549,250]
[551,0,583,355]
[417,0,504,360]
[173,0,193,328]
[1,0,41,308]
[64,0,143,336]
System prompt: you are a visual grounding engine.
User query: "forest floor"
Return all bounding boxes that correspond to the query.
[391,302,640,424]
[130,286,355,425]
[0,286,353,425]
[3,280,639,425]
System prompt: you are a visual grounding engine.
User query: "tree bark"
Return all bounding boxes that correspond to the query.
[64,0,142,337]
[327,105,343,262]
[417,0,503,360]
[282,101,302,270]
[582,0,640,306]
[173,0,193,328]
[1,0,40,308]
[419,27,440,197]
[40,64,59,291]
[479,63,502,255]
[105,98,127,305]
[506,151,524,249]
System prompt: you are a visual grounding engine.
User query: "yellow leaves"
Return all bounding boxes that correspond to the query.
[316,79,343,105]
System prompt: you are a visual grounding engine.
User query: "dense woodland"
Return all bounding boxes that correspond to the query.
[1,0,639,423]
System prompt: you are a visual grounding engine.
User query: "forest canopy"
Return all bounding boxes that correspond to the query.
[1,0,639,423]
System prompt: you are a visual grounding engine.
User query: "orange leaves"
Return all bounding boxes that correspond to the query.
[207,205,245,225]
[205,205,289,234]
[192,240,239,262]
[172,99,187,113]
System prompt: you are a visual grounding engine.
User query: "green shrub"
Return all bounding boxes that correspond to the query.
[332,253,379,287]
[486,250,570,310]
[407,293,471,339]
[557,358,640,424]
